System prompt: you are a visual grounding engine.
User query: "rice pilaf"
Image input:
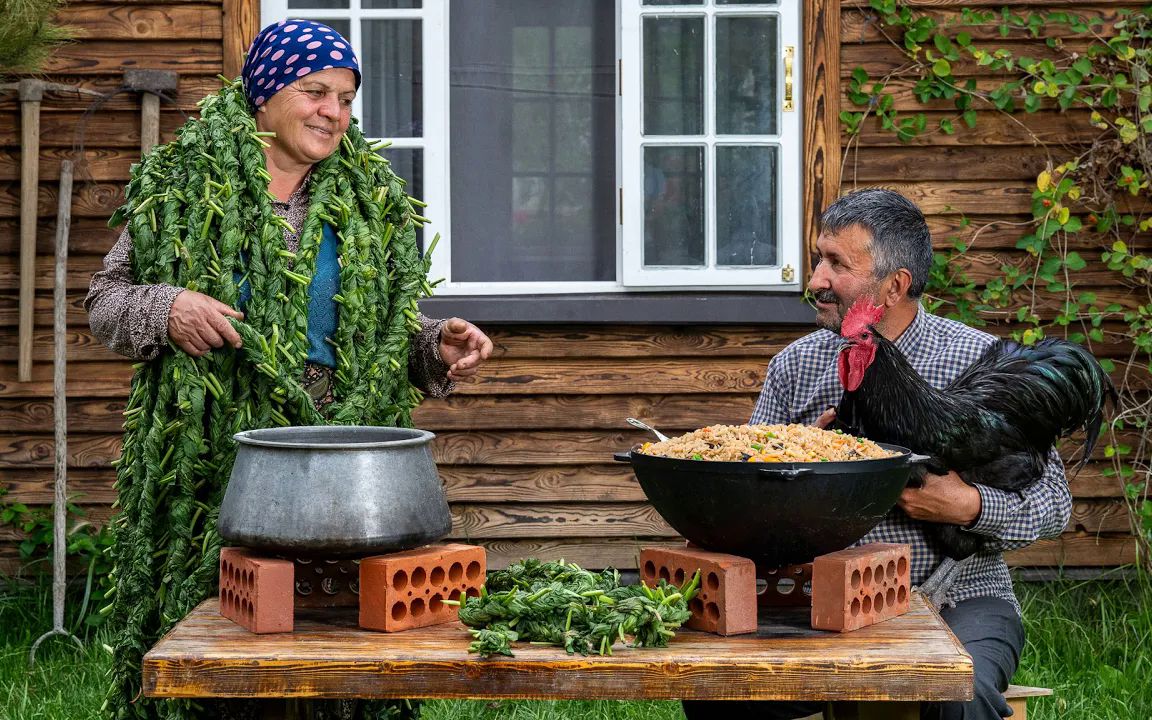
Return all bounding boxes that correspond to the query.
[639,424,898,462]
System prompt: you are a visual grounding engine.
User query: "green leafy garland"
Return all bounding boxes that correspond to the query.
[101,78,433,719]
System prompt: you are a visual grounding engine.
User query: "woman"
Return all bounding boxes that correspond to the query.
[87,19,491,720]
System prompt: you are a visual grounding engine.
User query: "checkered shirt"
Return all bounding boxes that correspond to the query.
[750,306,1072,612]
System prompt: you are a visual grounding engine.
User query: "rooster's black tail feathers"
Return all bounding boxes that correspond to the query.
[953,338,1116,467]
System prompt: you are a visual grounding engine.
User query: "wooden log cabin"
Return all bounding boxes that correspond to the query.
[0,0,1142,575]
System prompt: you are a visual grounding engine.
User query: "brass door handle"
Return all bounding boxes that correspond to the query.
[784,46,795,112]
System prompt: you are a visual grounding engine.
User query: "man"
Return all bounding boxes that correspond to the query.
[684,189,1070,720]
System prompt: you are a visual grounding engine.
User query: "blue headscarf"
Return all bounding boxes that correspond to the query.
[241,19,362,109]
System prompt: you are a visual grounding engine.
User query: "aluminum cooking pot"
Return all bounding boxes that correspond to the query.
[616,444,932,566]
[218,426,452,556]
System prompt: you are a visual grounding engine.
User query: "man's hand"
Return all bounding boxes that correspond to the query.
[168,290,244,357]
[438,318,493,381]
[814,407,837,429]
[899,470,982,526]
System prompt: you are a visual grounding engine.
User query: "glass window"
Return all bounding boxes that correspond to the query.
[362,19,422,138]
[448,0,616,283]
[642,17,704,136]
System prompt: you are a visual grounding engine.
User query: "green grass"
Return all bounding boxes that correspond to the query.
[1,574,1149,719]
[1015,573,1152,720]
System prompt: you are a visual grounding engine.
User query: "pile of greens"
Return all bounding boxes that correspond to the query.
[451,559,700,658]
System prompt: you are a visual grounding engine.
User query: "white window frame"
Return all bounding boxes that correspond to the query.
[260,0,802,295]
[620,0,801,288]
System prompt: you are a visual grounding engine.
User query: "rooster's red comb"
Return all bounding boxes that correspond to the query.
[841,297,886,337]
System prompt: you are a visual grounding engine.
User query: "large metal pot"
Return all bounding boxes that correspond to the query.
[616,444,931,566]
[218,426,452,556]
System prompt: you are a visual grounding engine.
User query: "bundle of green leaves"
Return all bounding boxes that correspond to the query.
[452,559,700,658]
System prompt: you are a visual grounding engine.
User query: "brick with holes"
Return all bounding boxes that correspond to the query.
[639,547,757,636]
[810,543,911,632]
[359,544,486,632]
[218,547,295,633]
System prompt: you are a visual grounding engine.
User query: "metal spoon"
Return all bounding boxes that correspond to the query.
[626,417,670,443]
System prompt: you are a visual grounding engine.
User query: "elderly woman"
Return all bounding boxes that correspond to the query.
[87,19,490,720]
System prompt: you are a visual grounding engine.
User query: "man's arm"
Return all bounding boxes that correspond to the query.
[966,446,1071,550]
[749,351,795,425]
[899,447,1071,549]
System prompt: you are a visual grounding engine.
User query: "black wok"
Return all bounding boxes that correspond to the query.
[615,444,932,567]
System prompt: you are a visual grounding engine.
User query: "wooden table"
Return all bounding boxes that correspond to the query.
[144,593,972,717]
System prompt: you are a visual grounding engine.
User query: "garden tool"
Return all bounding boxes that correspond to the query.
[29,159,83,665]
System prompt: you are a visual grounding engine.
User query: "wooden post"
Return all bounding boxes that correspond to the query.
[222,0,261,79]
[18,79,44,383]
[52,160,73,633]
[123,70,179,156]
[141,93,161,156]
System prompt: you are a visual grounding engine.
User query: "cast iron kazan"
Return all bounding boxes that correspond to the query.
[615,444,932,567]
[218,426,452,556]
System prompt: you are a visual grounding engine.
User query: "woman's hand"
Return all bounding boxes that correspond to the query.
[438,318,493,381]
[168,290,244,357]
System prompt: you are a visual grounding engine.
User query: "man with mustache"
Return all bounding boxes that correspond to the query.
[682,189,1071,720]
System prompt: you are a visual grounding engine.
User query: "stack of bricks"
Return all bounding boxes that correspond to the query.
[218,543,486,634]
[359,543,486,632]
[638,547,757,636]
[810,543,911,632]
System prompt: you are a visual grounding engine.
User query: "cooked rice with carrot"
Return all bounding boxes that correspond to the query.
[639,424,898,462]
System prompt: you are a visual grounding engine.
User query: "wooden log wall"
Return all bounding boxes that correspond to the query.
[0,0,1142,574]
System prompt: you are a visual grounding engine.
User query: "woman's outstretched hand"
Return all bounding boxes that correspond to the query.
[438,318,493,381]
[168,290,244,357]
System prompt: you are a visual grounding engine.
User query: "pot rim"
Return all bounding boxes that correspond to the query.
[622,441,923,474]
[233,425,436,449]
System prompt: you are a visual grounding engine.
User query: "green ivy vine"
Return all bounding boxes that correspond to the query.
[842,3,1152,567]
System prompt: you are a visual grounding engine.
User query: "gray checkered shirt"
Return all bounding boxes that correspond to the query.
[750,305,1072,612]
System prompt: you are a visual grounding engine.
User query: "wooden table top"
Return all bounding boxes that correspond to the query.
[143,593,972,702]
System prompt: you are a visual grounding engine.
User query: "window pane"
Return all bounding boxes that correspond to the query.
[643,145,704,267]
[380,148,424,249]
[643,0,702,4]
[362,20,422,138]
[450,0,615,282]
[362,0,421,8]
[643,16,704,136]
[716,0,774,4]
[716,15,778,135]
[288,0,349,9]
[716,145,777,266]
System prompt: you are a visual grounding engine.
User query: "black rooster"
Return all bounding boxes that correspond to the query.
[833,299,1115,560]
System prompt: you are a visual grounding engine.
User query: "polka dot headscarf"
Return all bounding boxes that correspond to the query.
[242,19,362,109]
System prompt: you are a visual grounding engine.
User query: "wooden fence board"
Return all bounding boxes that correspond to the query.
[42,41,222,75]
[57,4,223,41]
[840,5,1130,44]
[0,75,217,112]
[0,112,186,148]
[0,218,120,256]
[846,110,1096,146]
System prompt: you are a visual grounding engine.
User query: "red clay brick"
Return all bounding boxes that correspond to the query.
[219,547,295,634]
[359,544,486,632]
[639,547,757,636]
[810,543,911,633]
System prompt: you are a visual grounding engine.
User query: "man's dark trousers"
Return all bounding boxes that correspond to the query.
[680,596,1024,720]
